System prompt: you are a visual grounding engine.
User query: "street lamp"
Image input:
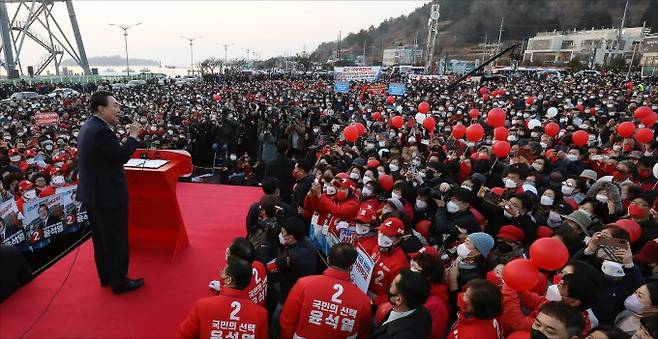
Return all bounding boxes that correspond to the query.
[181,36,202,76]
[217,43,234,72]
[109,22,141,77]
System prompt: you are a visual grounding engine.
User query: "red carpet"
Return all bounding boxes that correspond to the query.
[0,183,262,338]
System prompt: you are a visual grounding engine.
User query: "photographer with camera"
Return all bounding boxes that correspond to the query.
[250,195,286,265]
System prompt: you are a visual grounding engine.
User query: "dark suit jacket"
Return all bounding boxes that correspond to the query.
[369,306,431,339]
[264,154,295,203]
[291,174,314,214]
[245,199,292,236]
[76,116,138,208]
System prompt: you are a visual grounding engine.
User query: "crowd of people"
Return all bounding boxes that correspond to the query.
[1,68,658,338]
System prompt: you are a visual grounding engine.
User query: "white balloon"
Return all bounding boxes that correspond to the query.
[415,112,426,124]
[547,107,558,118]
[528,119,541,130]
[653,163,658,179]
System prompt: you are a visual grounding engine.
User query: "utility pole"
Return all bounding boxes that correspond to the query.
[425,4,440,71]
[109,22,141,77]
[616,0,630,58]
[627,20,645,79]
[218,43,233,73]
[495,16,504,65]
[180,35,202,76]
[363,39,367,65]
[413,31,419,66]
[337,30,342,59]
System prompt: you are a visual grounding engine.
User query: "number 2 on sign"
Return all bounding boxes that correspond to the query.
[331,284,344,304]
[230,301,241,320]
[252,268,260,284]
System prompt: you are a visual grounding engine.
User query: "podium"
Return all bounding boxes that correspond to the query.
[124,149,192,258]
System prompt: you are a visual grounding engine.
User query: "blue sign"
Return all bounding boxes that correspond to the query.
[388,83,406,96]
[334,81,350,93]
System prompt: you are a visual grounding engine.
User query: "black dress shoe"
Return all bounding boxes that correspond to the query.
[111,278,144,295]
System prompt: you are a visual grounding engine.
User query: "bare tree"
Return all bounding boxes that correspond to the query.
[200,57,224,75]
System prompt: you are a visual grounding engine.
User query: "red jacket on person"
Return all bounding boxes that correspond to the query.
[446,312,504,339]
[279,267,372,339]
[313,195,360,221]
[367,246,409,305]
[246,261,267,307]
[178,287,268,339]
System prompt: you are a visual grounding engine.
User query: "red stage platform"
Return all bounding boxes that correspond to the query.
[0,183,261,338]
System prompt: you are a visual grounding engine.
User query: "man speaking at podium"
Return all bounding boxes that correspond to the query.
[77,91,144,295]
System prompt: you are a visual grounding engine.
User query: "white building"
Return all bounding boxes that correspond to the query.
[523,27,649,65]
[382,46,423,66]
[640,34,658,75]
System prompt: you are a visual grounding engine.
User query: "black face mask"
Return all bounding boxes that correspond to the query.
[497,240,514,253]
[530,329,549,339]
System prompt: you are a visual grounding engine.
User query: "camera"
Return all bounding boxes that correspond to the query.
[429,189,442,199]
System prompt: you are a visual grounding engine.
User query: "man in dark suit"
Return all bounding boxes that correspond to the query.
[370,269,431,339]
[245,177,292,236]
[264,140,295,203]
[37,204,61,227]
[77,90,143,295]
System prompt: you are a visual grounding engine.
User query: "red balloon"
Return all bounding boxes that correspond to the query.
[372,111,382,121]
[576,104,584,112]
[503,259,540,291]
[469,108,480,119]
[354,123,366,136]
[617,121,636,138]
[493,127,509,141]
[492,141,511,157]
[636,128,654,143]
[526,96,535,105]
[641,112,658,126]
[572,130,589,146]
[614,219,642,242]
[212,94,221,102]
[452,123,466,138]
[418,101,430,114]
[466,123,485,142]
[486,108,506,128]
[479,87,488,96]
[423,116,436,132]
[390,116,404,129]
[544,122,560,137]
[386,96,396,105]
[635,106,654,119]
[378,174,394,192]
[529,238,569,270]
[343,126,359,143]
[482,94,490,102]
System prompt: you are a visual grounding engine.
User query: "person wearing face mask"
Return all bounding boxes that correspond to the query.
[534,188,566,228]
[432,187,479,243]
[290,158,315,217]
[269,217,316,305]
[636,157,657,192]
[370,269,431,339]
[354,205,379,254]
[447,232,495,291]
[632,314,658,339]
[179,256,268,339]
[280,243,373,339]
[501,269,600,336]
[367,217,410,306]
[587,182,625,221]
[557,148,588,178]
[389,182,415,221]
[265,140,295,204]
[412,188,436,224]
[21,149,37,173]
[615,282,658,336]
[447,279,503,339]
[490,225,526,266]
[530,302,586,339]
[627,193,658,253]
[359,179,383,211]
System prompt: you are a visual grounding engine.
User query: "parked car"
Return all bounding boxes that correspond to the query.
[2,91,44,103]
[47,88,79,98]
[127,79,147,88]
[111,82,128,90]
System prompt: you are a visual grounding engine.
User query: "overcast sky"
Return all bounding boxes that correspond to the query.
[10,1,428,67]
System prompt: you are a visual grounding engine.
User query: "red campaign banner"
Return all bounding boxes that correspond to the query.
[34,112,59,126]
[367,84,386,96]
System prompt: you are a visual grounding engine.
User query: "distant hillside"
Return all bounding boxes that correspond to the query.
[312,0,658,63]
[61,55,160,66]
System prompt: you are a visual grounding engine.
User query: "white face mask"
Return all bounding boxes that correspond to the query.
[26,158,35,165]
[461,185,472,191]
[349,172,360,180]
[391,192,401,200]
[567,154,578,161]
[408,137,416,144]
[356,223,371,235]
[278,233,286,245]
[361,186,372,197]
[362,176,372,185]
[378,141,386,147]
[545,284,562,301]
[503,210,514,218]
[624,293,647,314]
[10,155,20,162]
[410,260,422,273]
[23,189,37,201]
[389,164,400,172]
[504,178,517,189]
[326,185,337,196]
[447,201,460,213]
[457,243,471,259]
[540,195,554,206]
[378,233,394,248]
[229,154,237,161]
[596,194,608,203]
[532,162,544,171]
[415,199,428,210]
[561,185,574,196]
[52,176,65,186]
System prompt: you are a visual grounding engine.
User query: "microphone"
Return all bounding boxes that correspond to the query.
[119,115,133,125]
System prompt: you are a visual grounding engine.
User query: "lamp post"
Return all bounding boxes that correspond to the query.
[218,43,233,73]
[109,22,141,77]
[181,35,202,76]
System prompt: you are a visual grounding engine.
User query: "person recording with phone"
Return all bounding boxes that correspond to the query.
[77,91,143,295]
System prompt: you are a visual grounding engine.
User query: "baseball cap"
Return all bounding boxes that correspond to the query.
[564,210,592,234]
[468,232,494,257]
[580,169,598,181]
[497,225,525,243]
[355,206,376,223]
[634,239,658,265]
[410,245,440,259]
[377,217,405,237]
